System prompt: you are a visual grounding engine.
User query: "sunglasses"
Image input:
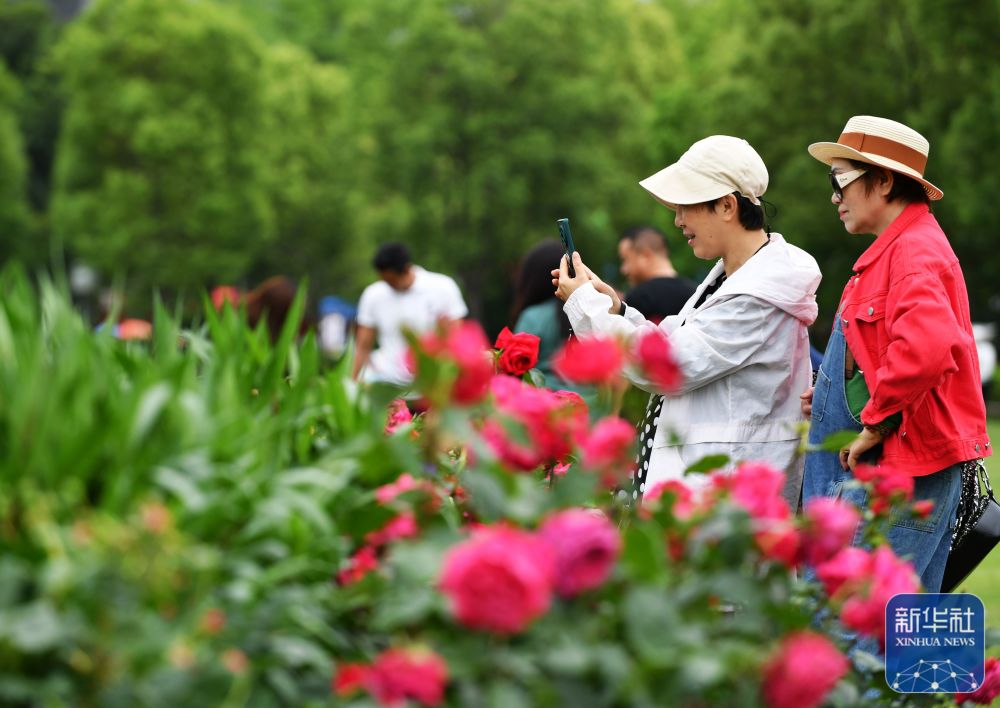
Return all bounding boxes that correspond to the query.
[829,168,867,200]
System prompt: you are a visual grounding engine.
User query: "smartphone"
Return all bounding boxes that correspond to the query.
[557,217,576,277]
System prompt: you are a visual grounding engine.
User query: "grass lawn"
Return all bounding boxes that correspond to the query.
[948,419,1000,629]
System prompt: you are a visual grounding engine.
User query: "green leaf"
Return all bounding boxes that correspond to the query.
[684,454,730,475]
[1,602,64,653]
[463,469,509,521]
[623,587,679,666]
[813,430,860,453]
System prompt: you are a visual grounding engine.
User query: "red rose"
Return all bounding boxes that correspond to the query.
[439,526,555,634]
[335,545,379,585]
[762,631,848,708]
[538,509,621,596]
[634,328,683,392]
[333,662,370,697]
[552,335,624,386]
[802,497,861,565]
[494,327,541,377]
[854,463,914,514]
[365,647,449,707]
[955,656,1000,704]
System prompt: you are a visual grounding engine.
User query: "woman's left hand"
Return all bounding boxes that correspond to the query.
[840,427,884,471]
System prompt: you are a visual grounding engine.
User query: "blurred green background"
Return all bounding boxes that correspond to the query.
[1,0,999,341]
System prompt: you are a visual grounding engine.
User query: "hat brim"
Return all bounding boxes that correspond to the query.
[807,141,943,201]
[638,163,737,211]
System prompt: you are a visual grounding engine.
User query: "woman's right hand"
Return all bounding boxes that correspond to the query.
[800,386,814,417]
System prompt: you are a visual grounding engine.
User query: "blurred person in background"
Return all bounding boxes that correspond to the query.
[555,136,820,508]
[353,243,468,387]
[510,239,596,404]
[245,276,313,342]
[800,115,990,592]
[617,226,696,323]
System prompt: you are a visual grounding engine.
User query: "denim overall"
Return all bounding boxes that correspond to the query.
[803,313,962,593]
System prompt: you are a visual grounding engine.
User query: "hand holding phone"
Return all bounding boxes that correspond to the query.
[557,218,576,277]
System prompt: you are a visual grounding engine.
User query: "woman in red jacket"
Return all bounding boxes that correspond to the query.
[800,115,990,593]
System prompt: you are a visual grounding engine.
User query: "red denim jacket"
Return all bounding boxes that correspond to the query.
[839,203,991,476]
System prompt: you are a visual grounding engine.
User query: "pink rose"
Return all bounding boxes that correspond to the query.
[439,526,555,633]
[484,377,589,470]
[384,399,414,434]
[413,320,494,404]
[643,480,699,520]
[375,473,431,505]
[840,546,920,645]
[815,546,872,597]
[802,497,861,565]
[365,647,449,707]
[955,656,1000,704]
[634,328,683,392]
[723,462,791,522]
[480,419,545,471]
[582,416,636,475]
[494,327,541,377]
[762,631,848,708]
[552,336,624,386]
[365,512,420,547]
[538,509,621,597]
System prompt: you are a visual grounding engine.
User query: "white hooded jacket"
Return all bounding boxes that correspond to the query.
[564,233,820,506]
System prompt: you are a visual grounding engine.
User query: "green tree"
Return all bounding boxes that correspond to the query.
[50,0,275,293]
[0,61,31,264]
[0,0,59,266]
[650,0,1000,333]
[334,0,681,329]
[251,44,367,297]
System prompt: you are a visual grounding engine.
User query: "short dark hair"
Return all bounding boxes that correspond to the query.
[373,243,412,272]
[620,226,668,256]
[704,192,766,230]
[848,159,930,205]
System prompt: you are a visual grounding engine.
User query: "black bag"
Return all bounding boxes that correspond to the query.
[941,460,1000,593]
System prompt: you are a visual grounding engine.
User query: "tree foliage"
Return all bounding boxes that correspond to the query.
[0,62,31,264]
[50,0,275,292]
[0,0,997,334]
[333,0,681,320]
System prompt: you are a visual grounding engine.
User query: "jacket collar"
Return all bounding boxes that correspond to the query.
[853,202,929,272]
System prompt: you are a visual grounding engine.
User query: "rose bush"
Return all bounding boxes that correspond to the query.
[0,271,992,707]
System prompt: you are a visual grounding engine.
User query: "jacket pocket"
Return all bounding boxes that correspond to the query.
[853,296,889,358]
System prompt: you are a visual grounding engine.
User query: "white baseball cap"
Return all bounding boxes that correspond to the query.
[639,135,769,210]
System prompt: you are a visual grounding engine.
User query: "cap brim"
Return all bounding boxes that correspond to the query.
[638,163,735,210]
[807,141,943,201]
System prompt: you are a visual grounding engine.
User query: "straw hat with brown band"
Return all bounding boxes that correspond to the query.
[807,115,943,201]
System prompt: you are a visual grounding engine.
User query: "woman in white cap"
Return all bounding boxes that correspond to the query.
[800,115,990,592]
[554,135,821,507]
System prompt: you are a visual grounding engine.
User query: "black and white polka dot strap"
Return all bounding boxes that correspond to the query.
[628,393,662,505]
